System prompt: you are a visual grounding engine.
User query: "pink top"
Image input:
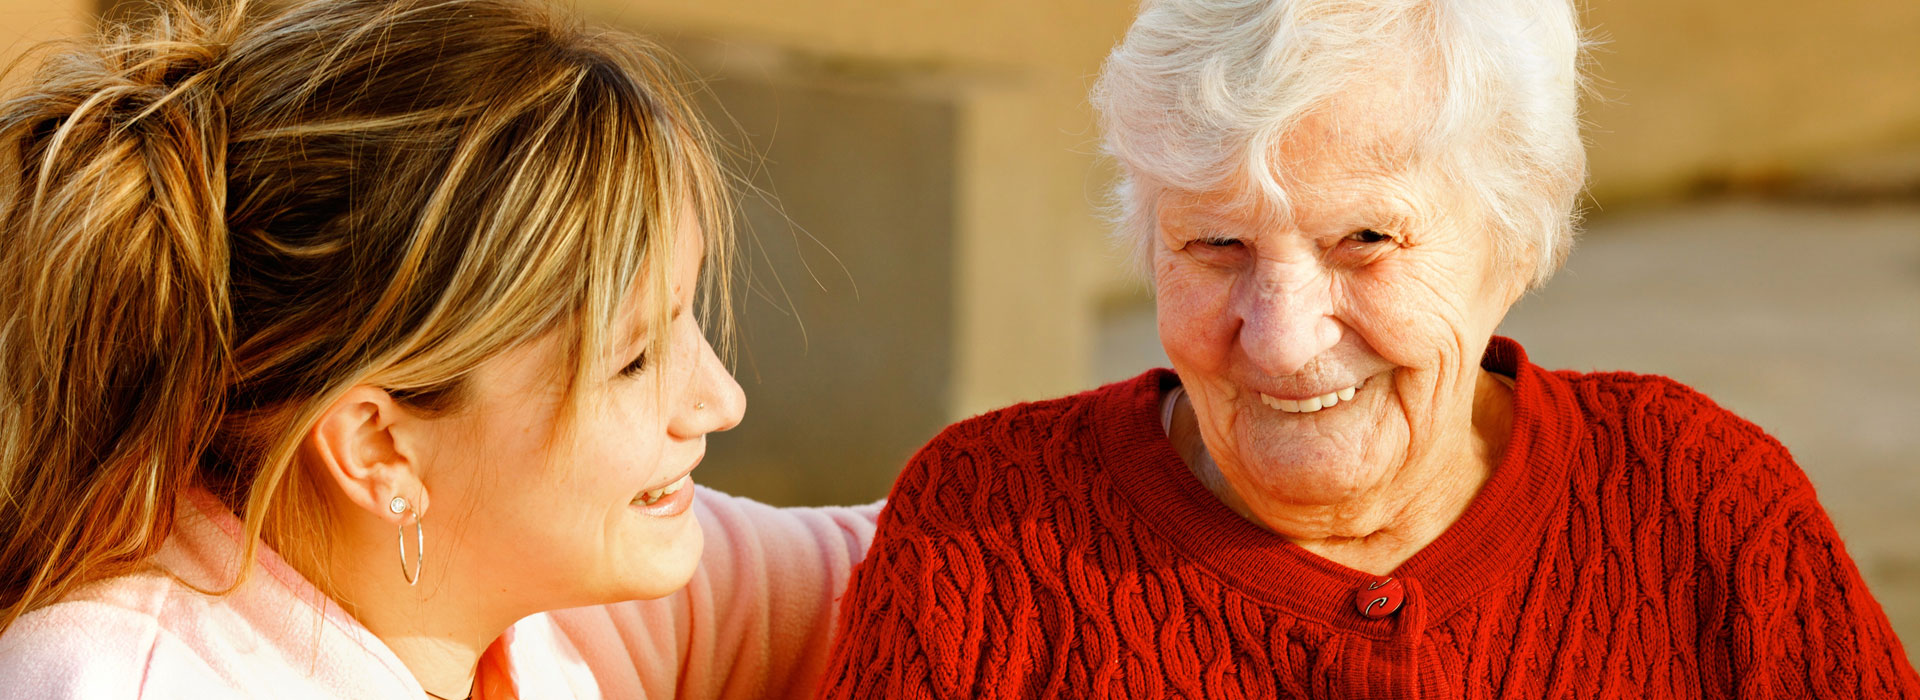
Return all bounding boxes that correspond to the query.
[0,488,879,699]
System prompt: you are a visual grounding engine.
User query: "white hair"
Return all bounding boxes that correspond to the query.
[1093,0,1589,289]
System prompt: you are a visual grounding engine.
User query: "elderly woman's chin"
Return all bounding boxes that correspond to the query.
[1221,376,1413,507]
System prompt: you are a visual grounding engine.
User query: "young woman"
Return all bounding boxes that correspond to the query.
[0,1,876,697]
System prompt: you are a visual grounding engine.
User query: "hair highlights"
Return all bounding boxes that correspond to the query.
[0,0,733,630]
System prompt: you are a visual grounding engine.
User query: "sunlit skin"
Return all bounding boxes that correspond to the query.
[299,218,745,697]
[1155,72,1526,576]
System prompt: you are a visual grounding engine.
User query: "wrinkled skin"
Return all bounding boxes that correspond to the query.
[1154,88,1527,572]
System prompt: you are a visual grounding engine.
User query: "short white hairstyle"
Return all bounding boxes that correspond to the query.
[1093,0,1589,289]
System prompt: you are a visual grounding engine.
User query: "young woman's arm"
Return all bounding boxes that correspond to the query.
[543,489,882,699]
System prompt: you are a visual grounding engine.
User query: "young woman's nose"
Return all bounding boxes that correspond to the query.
[672,332,745,438]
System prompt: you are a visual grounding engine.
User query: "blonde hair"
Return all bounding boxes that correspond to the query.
[0,0,733,630]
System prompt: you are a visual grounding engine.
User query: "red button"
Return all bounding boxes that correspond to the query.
[1353,577,1404,618]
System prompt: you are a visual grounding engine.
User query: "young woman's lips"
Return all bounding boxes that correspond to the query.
[632,474,695,518]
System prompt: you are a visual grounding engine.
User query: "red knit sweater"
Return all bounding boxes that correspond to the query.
[819,338,1918,698]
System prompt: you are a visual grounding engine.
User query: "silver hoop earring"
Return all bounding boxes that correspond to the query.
[390,496,424,586]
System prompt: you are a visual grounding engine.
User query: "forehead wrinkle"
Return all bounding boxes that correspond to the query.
[1162,181,1296,237]
[1264,52,1438,189]
[1260,113,1430,229]
[1270,115,1415,185]
[1167,99,1431,237]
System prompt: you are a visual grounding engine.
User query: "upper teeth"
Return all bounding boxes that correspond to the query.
[636,475,688,505]
[1260,384,1359,414]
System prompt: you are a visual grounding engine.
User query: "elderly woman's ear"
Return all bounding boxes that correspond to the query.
[1491,242,1538,309]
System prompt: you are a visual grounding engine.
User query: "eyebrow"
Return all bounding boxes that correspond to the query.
[1166,185,1425,237]
[1162,204,1278,240]
[618,248,704,355]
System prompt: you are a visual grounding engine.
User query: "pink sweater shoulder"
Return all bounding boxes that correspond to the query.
[0,488,879,699]
[536,490,881,699]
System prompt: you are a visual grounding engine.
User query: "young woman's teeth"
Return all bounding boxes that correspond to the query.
[635,476,687,505]
[1260,384,1360,414]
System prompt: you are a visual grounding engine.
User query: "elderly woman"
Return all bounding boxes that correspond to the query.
[819,0,1919,697]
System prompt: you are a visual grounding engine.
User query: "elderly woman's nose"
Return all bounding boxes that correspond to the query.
[1236,260,1341,377]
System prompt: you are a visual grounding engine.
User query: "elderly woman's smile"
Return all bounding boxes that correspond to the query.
[1254,377,1366,413]
[1152,102,1522,548]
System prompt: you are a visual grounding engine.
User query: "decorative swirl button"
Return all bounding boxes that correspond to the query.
[1353,577,1405,619]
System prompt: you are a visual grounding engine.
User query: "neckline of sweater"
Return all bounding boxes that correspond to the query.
[1092,337,1581,638]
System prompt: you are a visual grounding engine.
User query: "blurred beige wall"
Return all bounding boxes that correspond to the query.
[0,0,90,91]
[6,0,1915,498]
[1582,0,1920,202]
[14,0,1914,425]
[564,0,1920,426]
[571,0,1143,423]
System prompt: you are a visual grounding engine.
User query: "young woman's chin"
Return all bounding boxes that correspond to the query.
[605,500,706,602]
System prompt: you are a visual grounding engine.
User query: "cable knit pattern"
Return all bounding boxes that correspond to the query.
[819,337,1918,699]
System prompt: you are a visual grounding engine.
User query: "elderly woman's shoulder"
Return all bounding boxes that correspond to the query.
[1552,368,1780,444]
[879,377,1148,514]
[1547,367,1812,504]
[921,379,1128,461]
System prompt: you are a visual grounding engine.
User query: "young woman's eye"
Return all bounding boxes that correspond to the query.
[619,351,648,378]
[1346,229,1392,244]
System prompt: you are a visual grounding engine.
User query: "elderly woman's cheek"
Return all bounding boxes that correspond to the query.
[1156,271,1239,363]
[1363,257,1482,361]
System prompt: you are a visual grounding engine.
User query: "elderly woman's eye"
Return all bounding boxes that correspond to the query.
[1347,229,1392,244]
[1180,234,1247,266]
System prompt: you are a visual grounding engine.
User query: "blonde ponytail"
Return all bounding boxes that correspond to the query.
[0,4,244,630]
[0,0,733,632]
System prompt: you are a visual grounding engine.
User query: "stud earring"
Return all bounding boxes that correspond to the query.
[694,402,706,410]
[390,496,423,586]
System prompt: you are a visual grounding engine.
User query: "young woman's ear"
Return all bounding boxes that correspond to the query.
[305,385,430,524]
